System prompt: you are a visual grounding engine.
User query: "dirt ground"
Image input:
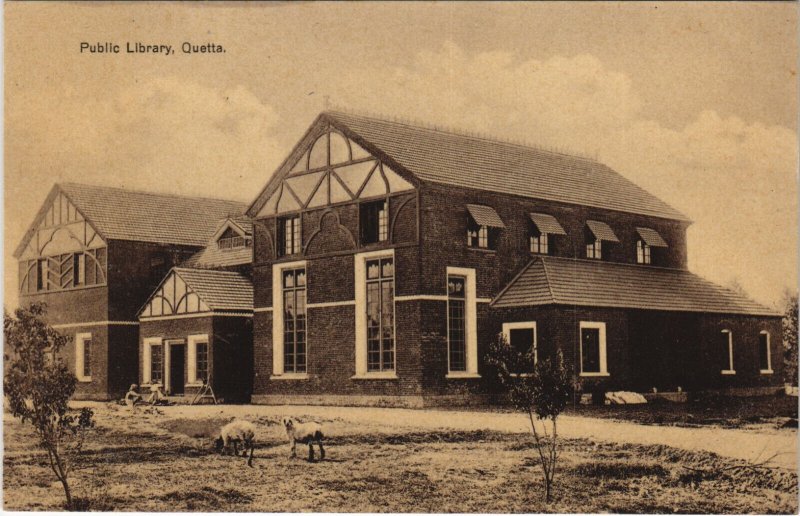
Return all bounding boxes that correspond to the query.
[4,402,798,513]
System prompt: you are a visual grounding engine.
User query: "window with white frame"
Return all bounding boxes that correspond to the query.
[447,275,467,372]
[75,333,92,382]
[279,216,301,256]
[467,220,489,249]
[502,322,537,375]
[360,200,388,244]
[151,343,163,384]
[446,266,479,377]
[188,334,210,385]
[579,322,607,376]
[530,231,549,255]
[283,268,307,374]
[366,257,395,372]
[272,259,308,377]
[720,330,735,374]
[759,331,772,373]
[586,238,602,260]
[636,240,651,264]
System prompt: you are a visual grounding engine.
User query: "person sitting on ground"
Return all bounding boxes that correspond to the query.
[146,384,166,405]
[124,384,142,408]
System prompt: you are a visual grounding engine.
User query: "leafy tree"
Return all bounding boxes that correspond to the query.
[4,302,94,510]
[781,291,798,385]
[487,334,571,503]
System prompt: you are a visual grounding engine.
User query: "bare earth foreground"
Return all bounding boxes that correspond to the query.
[4,402,797,513]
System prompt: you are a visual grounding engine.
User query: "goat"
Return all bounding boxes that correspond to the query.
[214,420,256,467]
[282,417,325,462]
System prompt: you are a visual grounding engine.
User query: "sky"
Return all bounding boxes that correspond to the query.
[4,1,798,310]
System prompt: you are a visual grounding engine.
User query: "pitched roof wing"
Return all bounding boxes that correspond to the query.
[173,268,253,311]
[324,111,689,221]
[55,183,247,247]
[491,256,780,316]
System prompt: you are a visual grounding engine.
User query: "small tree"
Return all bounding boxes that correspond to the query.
[4,302,94,510]
[781,291,798,385]
[487,334,571,503]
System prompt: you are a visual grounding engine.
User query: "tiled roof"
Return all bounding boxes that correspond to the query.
[325,112,689,221]
[491,256,779,316]
[586,220,620,242]
[173,268,253,312]
[636,227,668,247]
[466,204,506,228]
[182,244,252,269]
[529,213,567,235]
[57,183,247,247]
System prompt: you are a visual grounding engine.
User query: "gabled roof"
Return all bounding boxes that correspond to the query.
[182,216,254,269]
[491,256,779,317]
[17,183,247,255]
[321,111,689,222]
[172,268,252,312]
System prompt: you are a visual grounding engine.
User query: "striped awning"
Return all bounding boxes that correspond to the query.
[636,227,668,247]
[529,213,567,235]
[466,204,505,228]
[586,220,619,242]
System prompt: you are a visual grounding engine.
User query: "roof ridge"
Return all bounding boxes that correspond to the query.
[324,110,600,164]
[539,256,557,304]
[59,182,248,206]
[541,255,689,274]
[490,259,537,306]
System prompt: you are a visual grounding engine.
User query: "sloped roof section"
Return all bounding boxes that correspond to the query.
[324,111,688,221]
[529,213,567,235]
[174,268,253,312]
[491,256,779,316]
[586,220,620,242]
[57,183,247,247]
[466,204,506,228]
[636,227,668,247]
[182,244,252,269]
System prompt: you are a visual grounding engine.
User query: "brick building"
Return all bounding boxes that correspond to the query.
[246,111,782,407]
[14,183,245,400]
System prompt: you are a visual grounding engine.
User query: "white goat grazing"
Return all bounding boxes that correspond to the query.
[215,420,256,467]
[282,417,325,461]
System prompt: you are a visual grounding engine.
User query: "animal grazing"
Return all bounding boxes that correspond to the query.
[282,417,325,462]
[215,420,256,467]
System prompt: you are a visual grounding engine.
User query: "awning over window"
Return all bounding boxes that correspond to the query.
[529,213,567,235]
[586,220,619,242]
[636,227,668,247]
[466,204,505,228]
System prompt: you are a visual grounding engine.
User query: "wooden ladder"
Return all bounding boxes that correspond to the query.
[190,377,218,405]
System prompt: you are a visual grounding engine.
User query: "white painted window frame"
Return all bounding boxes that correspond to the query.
[187,334,210,386]
[721,329,735,375]
[446,266,480,378]
[502,321,538,375]
[143,337,163,386]
[271,259,308,379]
[353,249,398,379]
[759,330,773,374]
[75,332,92,382]
[579,321,609,377]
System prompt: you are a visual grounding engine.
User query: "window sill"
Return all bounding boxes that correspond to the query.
[760,369,774,375]
[721,370,736,375]
[77,377,92,383]
[580,372,610,377]
[270,374,309,381]
[467,247,496,254]
[186,382,205,388]
[351,372,398,380]
[446,372,482,379]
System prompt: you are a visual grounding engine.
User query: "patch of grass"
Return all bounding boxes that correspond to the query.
[159,417,234,439]
[159,486,253,505]
[572,461,669,479]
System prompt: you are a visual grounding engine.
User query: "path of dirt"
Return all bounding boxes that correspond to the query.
[75,402,798,471]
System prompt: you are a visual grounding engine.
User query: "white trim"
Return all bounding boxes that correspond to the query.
[355,249,396,376]
[477,297,492,304]
[759,330,773,374]
[351,372,399,380]
[270,373,310,380]
[445,372,482,379]
[502,321,538,366]
[52,320,139,329]
[75,332,92,382]
[139,312,252,322]
[721,329,735,375]
[307,300,356,309]
[254,307,273,313]
[272,259,307,376]
[187,334,209,385]
[395,294,448,302]
[447,266,478,376]
[143,337,162,384]
[579,321,608,376]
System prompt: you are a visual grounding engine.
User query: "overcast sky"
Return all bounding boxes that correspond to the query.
[4,2,797,309]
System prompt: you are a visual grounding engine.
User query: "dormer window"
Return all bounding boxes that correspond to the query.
[360,200,388,245]
[466,204,504,250]
[529,213,566,256]
[278,216,301,257]
[635,227,668,266]
[585,220,619,260]
[217,227,251,250]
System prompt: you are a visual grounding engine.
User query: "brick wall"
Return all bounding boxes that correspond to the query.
[55,324,111,400]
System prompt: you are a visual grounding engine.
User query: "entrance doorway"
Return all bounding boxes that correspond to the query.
[166,340,186,395]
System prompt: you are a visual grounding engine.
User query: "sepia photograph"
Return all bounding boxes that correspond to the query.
[3,1,798,513]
